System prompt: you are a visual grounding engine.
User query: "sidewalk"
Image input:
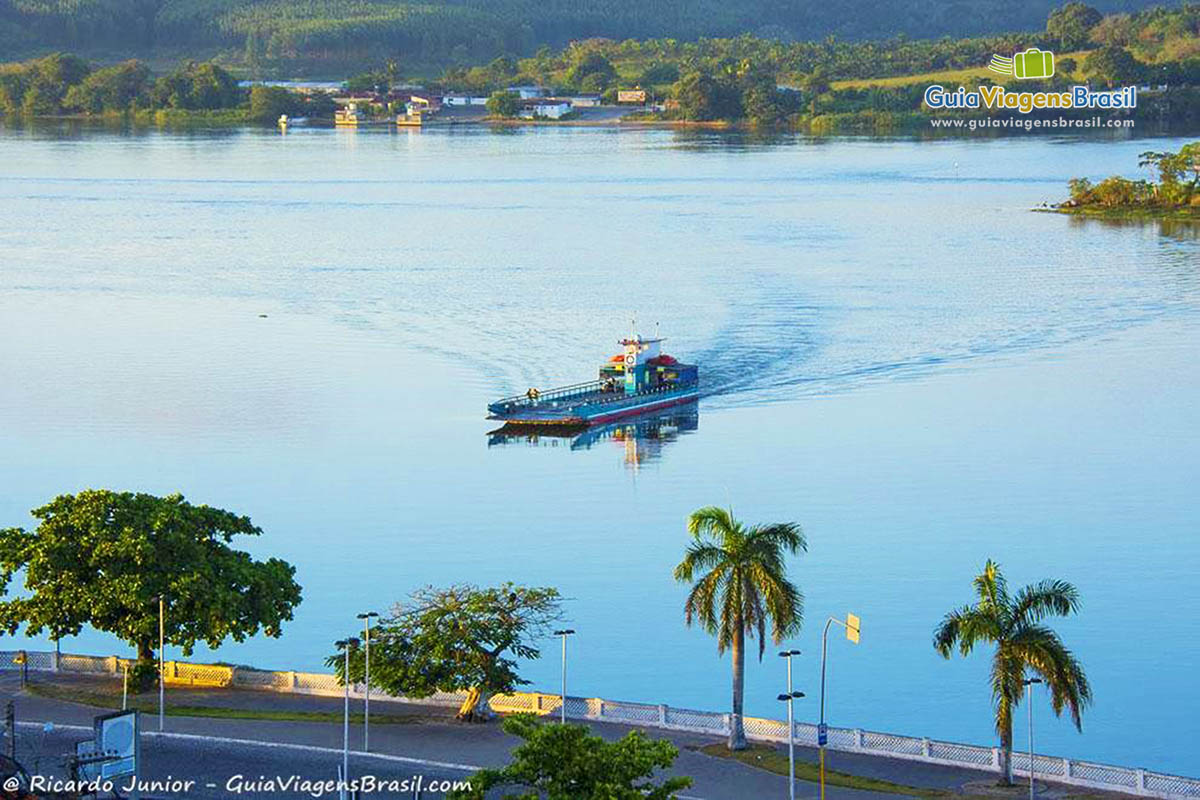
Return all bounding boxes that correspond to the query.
[0,673,1097,800]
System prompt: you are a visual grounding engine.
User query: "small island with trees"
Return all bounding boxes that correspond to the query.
[1048,142,1200,219]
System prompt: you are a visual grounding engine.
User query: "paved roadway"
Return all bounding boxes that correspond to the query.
[0,673,998,799]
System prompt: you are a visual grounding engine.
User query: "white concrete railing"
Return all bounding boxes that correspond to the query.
[3,649,1197,799]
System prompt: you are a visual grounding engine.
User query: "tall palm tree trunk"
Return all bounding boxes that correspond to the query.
[729,622,747,750]
[995,690,1015,785]
[999,722,1014,785]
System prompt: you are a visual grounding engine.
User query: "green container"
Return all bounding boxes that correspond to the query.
[1014,48,1054,80]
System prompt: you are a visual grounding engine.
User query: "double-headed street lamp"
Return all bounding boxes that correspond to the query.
[777,650,802,800]
[552,629,575,724]
[1024,677,1043,800]
[335,637,360,800]
[357,612,379,752]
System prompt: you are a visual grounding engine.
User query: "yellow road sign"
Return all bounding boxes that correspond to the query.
[12,652,25,665]
[846,613,861,644]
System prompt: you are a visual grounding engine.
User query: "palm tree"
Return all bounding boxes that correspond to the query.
[673,506,805,750]
[933,560,1092,785]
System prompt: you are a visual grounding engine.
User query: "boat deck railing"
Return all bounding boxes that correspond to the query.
[489,379,699,417]
[489,380,606,415]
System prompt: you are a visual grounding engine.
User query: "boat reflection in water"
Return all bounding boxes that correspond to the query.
[487,402,699,469]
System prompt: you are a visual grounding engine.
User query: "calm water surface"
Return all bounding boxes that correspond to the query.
[1,124,1197,773]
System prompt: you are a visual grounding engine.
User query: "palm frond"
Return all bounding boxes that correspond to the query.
[673,543,727,583]
[682,565,725,635]
[1010,624,1092,731]
[990,649,1024,738]
[749,562,803,643]
[933,606,999,657]
[1011,579,1080,626]
[687,506,738,541]
[974,559,1010,613]
[746,522,806,557]
[677,507,806,661]
[717,568,741,653]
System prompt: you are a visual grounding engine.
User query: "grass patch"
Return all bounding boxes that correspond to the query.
[26,681,420,725]
[831,50,1092,90]
[694,743,949,797]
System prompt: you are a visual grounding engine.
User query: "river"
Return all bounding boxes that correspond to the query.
[0,122,1197,774]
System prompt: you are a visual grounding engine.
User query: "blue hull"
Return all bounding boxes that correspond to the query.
[488,382,700,425]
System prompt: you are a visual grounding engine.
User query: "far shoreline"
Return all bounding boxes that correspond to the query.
[1035,204,1200,221]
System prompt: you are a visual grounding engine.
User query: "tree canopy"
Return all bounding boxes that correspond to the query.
[933,560,1091,784]
[0,490,302,686]
[0,0,1178,75]
[449,714,692,800]
[1063,142,1200,210]
[329,583,562,720]
[486,89,521,117]
[673,506,805,749]
[1046,2,1103,49]
[0,54,246,116]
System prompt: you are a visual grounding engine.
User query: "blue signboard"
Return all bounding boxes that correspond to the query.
[817,722,828,746]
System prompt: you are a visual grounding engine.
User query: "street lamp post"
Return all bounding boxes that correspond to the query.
[1024,677,1043,800]
[819,613,860,800]
[552,629,575,724]
[778,650,802,800]
[157,596,165,732]
[336,637,360,800]
[357,612,378,752]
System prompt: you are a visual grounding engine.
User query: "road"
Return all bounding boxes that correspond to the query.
[0,673,998,799]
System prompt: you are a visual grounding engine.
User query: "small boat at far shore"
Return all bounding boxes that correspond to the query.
[487,334,699,426]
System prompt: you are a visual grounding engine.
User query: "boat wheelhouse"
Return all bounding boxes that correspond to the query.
[487,335,699,426]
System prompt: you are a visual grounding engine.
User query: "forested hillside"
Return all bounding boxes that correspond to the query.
[0,0,1181,73]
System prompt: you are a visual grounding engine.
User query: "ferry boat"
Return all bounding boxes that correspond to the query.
[487,335,699,426]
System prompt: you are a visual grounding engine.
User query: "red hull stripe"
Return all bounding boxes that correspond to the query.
[583,392,699,424]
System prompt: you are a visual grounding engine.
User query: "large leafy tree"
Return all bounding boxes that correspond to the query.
[1139,143,1200,204]
[1046,2,1102,50]
[486,90,520,117]
[249,84,297,123]
[1083,45,1144,87]
[933,560,1091,785]
[330,583,562,721]
[673,507,805,750]
[63,59,151,113]
[0,490,302,688]
[449,714,692,800]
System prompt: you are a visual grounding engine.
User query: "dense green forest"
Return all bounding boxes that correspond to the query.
[425,3,1200,126]
[0,0,1183,73]
[5,3,1200,133]
[0,52,333,120]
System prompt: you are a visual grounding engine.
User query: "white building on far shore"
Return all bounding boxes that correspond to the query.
[442,94,490,106]
[508,85,550,99]
[519,99,572,119]
[566,95,602,107]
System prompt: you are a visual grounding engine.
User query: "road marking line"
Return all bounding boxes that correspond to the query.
[18,722,479,772]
